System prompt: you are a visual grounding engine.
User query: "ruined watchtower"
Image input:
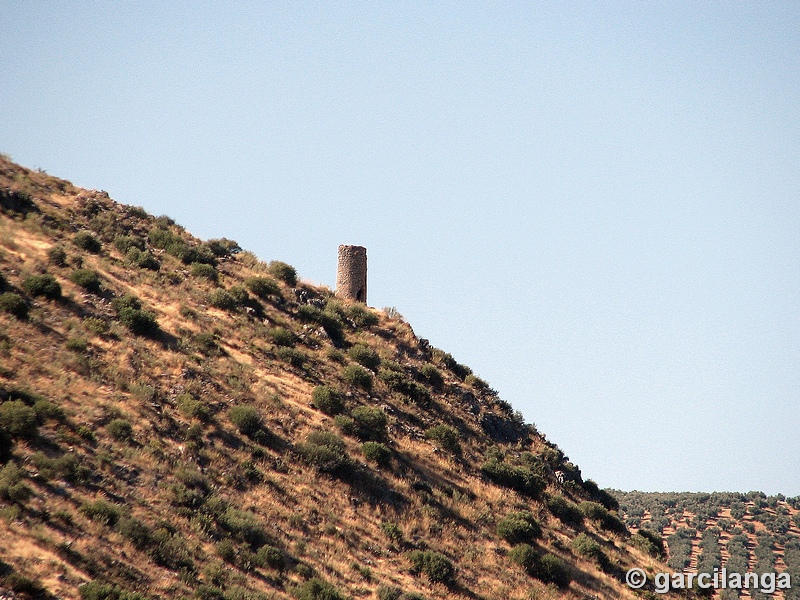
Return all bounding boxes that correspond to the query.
[336,245,367,303]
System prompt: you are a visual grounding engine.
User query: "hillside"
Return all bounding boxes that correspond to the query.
[1,155,688,600]
[612,491,800,599]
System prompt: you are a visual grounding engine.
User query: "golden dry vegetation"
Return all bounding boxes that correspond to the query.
[0,156,693,600]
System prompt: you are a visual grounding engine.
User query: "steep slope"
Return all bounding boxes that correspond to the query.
[0,156,680,600]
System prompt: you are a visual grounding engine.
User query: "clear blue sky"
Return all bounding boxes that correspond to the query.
[2,2,798,496]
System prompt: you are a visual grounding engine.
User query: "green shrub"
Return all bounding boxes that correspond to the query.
[191,262,218,281]
[208,289,238,311]
[0,462,31,503]
[74,230,102,253]
[377,369,431,405]
[362,441,392,468]
[177,393,211,422]
[118,517,153,550]
[47,245,68,267]
[420,364,444,390]
[229,405,262,437]
[509,545,571,586]
[125,247,160,270]
[276,347,305,367]
[348,344,380,370]
[113,234,145,254]
[22,273,61,299]
[107,418,133,442]
[408,550,454,585]
[546,495,584,528]
[311,386,344,416]
[267,261,297,286]
[572,533,608,567]
[80,499,122,526]
[291,577,344,600]
[206,238,241,257]
[245,277,280,299]
[632,528,665,557]
[255,544,286,571]
[346,304,378,328]
[342,364,372,391]
[481,459,543,498]
[296,431,350,474]
[113,295,158,335]
[296,305,344,345]
[33,398,65,423]
[4,573,45,597]
[578,501,626,534]
[0,400,38,439]
[424,424,461,454]
[349,406,387,440]
[497,511,541,544]
[380,521,403,543]
[69,269,102,293]
[194,332,220,356]
[269,326,295,347]
[66,338,88,352]
[0,292,27,318]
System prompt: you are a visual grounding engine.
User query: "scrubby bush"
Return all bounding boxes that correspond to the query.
[380,521,403,543]
[269,326,295,347]
[47,245,68,267]
[0,292,28,318]
[177,393,211,422]
[420,364,444,390]
[4,573,45,597]
[118,517,153,550]
[362,441,392,468]
[113,294,158,335]
[113,234,144,254]
[296,305,344,345]
[74,230,102,253]
[276,347,305,367]
[342,364,372,391]
[348,406,387,440]
[0,462,31,503]
[546,495,584,528]
[191,262,217,282]
[107,418,133,442]
[208,289,238,311]
[125,247,160,270]
[296,431,350,474]
[194,332,220,356]
[578,501,627,535]
[80,499,122,526]
[229,405,262,437]
[291,577,344,600]
[378,369,431,405]
[0,400,38,439]
[572,533,608,568]
[267,261,297,286]
[206,238,241,257]
[408,550,454,585]
[497,511,541,544]
[348,344,380,370]
[311,386,344,416]
[346,304,378,328]
[481,459,543,498]
[70,269,102,293]
[509,545,571,587]
[22,273,61,299]
[424,424,461,454]
[245,277,280,299]
[632,528,665,557]
[255,544,286,571]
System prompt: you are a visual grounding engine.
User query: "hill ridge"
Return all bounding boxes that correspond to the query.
[0,155,714,600]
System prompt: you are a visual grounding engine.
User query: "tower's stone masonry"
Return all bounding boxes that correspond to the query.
[336,245,367,303]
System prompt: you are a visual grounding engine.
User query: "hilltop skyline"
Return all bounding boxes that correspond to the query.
[2,2,798,495]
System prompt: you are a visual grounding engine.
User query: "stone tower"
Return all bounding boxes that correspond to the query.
[336,245,367,303]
